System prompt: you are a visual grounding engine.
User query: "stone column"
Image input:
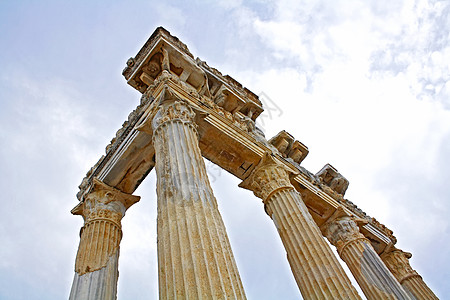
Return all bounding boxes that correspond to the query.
[69,178,139,300]
[323,216,412,300]
[239,153,361,299]
[151,89,246,299]
[381,249,438,299]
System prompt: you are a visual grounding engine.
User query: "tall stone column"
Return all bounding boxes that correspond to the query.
[239,153,361,299]
[323,216,411,299]
[69,178,140,300]
[381,249,438,299]
[151,90,246,299]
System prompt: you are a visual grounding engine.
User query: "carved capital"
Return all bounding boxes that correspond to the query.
[239,153,296,202]
[72,178,140,225]
[381,248,420,283]
[150,86,197,134]
[323,216,367,255]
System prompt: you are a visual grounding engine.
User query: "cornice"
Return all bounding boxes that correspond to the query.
[122,27,194,81]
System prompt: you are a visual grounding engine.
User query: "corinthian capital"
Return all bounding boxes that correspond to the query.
[239,152,296,202]
[151,86,196,132]
[71,178,140,224]
[323,216,366,254]
[381,248,419,283]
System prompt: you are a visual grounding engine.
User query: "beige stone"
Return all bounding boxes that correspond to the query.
[240,153,361,299]
[150,88,246,299]
[381,249,438,299]
[69,179,139,300]
[323,215,411,299]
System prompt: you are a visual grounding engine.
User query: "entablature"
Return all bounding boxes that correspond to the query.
[122,27,263,122]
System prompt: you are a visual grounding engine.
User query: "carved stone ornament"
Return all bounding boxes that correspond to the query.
[72,178,140,223]
[316,163,349,196]
[268,130,294,155]
[381,249,420,283]
[239,152,298,202]
[150,87,197,133]
[323,216,367,255]
[71,179,140,275]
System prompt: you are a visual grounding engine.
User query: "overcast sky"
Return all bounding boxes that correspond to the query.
[0,0,449,299]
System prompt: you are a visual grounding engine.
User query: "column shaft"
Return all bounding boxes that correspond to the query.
[382,249,438,299]
[70,220,121,299]
[152,96,245,299]
[325,217,411,299]
[240,154,361,299]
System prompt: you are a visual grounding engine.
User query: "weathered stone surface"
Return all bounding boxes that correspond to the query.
[381,249,438,299]
[268,130,309,164]
[151,91,246,299]
[240,153,361,299]
[323,216,411,299]
[316,163,349,196]
[70,179,139,300]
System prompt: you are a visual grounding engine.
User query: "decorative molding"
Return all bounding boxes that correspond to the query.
[381,249,420,284]
[76,94,154,201]
[73,178,140,221]
[316,164,349,196]
[152,100,196,135]
[323,216,368,255]
[239,152,297,202]
[122,27,194,81]
[268,130,309,164]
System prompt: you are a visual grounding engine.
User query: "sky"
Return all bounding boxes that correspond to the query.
[0,0,449,299]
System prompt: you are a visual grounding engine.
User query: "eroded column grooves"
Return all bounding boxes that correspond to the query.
[239,153,361,299]
[76,220,122,275]
[381,249,438,300]
[324,216,412,300]
[69,179,139,300]
[152,96,246,299]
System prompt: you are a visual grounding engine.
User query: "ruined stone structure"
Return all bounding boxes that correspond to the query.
[69,27,438,299]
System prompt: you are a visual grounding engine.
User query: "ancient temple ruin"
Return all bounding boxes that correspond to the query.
[69,27,438,300]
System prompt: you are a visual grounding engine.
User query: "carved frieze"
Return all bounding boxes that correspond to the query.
[197,59,262,113]
[122,27,194,81]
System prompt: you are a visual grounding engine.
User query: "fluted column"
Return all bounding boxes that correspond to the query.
[323,216,411,299]
[381,249,438,299]
[69,178,140,300]
[151,88,246,299]
[239,153,361,299]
